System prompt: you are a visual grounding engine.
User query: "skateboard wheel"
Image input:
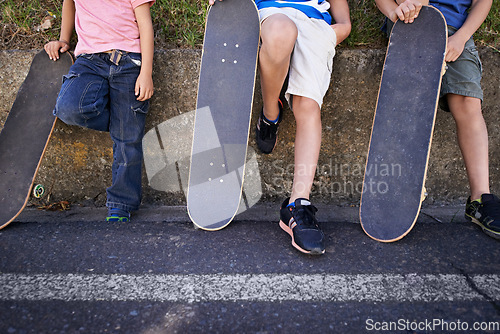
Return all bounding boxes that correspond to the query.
[421,187,428,202]
[33,184,45,198]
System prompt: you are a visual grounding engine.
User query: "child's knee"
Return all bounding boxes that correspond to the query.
[292,96,321,122]
[448,94,482,119]
[55,89,109,129]
[262,14,298,48]
[54,97,81,126]
[54,95,108,130]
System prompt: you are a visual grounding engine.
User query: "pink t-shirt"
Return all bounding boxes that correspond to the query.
[73,0,155,56]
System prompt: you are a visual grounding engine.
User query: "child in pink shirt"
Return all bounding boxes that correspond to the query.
[44,0,155,222]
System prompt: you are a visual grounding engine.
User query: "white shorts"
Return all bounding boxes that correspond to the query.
[259,7,337,109]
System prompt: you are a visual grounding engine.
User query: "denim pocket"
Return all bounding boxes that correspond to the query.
[131,99,149,114]
[77,53,95,61]
[126,53,142,67]
[62,71,79,83]
[58,72,79,101]
[129,99,149,137]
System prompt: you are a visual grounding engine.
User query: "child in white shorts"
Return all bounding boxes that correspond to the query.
[251,0,351,255]
[258,7,337,108]
[208,0,350,254]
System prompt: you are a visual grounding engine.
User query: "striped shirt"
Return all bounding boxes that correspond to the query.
[255,0,332,24]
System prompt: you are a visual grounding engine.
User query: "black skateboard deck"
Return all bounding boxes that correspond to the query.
[0,50,73,229]
[360,6,447,242]
[187,0,260,230]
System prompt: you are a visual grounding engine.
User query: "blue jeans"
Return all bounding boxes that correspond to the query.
[54,52,149,212]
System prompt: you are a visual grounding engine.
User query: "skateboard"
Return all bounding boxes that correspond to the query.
[187,0,260,230]
[360,6,447,242]
[0,50,73,229]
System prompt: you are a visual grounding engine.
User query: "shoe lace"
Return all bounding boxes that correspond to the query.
[259,118,278,140]
[481,198,500,219]
[293,204,319,227]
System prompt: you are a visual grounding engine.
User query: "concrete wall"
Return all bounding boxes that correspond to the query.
[1,49,499,207]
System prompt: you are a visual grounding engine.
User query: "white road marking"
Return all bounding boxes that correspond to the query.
[0,274,498,303]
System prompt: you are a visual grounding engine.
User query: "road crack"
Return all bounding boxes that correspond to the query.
[452,263,500,315]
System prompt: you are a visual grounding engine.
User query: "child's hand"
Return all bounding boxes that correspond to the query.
[44,40,70,61]
[135,72,154,101]
[208,0,222,5]
[445,33,467,62]
[393,0,423,24]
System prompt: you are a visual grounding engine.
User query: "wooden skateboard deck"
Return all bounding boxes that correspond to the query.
[0,50,73,229]
[187,0,260,230]
[360,6,447,242]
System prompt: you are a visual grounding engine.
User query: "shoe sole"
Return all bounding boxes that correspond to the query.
[465,214,500,240]
[279,220,325,255]
[106,217,130,223]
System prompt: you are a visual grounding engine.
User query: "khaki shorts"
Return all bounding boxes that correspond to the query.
[259,7,337,109]
[385,21,483,112]
[439,26,483,112]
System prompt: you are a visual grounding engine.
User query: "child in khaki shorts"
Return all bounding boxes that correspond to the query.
[375,0,500,240]
[209,0,351,254]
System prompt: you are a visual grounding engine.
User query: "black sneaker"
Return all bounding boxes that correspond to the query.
[279,198,325,255]
[465,194,500,240]
[255,99,283,154]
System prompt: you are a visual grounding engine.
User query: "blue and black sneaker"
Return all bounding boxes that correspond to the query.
[465,194,500,240]
[255,99,283,154]
[279,198,325,255]
[106,208,130,223]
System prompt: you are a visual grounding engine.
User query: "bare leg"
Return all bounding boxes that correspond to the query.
[259,14,297,121]
[448,94,490,200]
[260,14,322,203]
[289,96,322,203]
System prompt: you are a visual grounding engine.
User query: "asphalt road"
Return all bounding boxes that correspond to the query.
[0,204,499,333]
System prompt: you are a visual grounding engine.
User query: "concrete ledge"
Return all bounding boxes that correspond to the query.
[14,203,466,225]
[1,49,499,207]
